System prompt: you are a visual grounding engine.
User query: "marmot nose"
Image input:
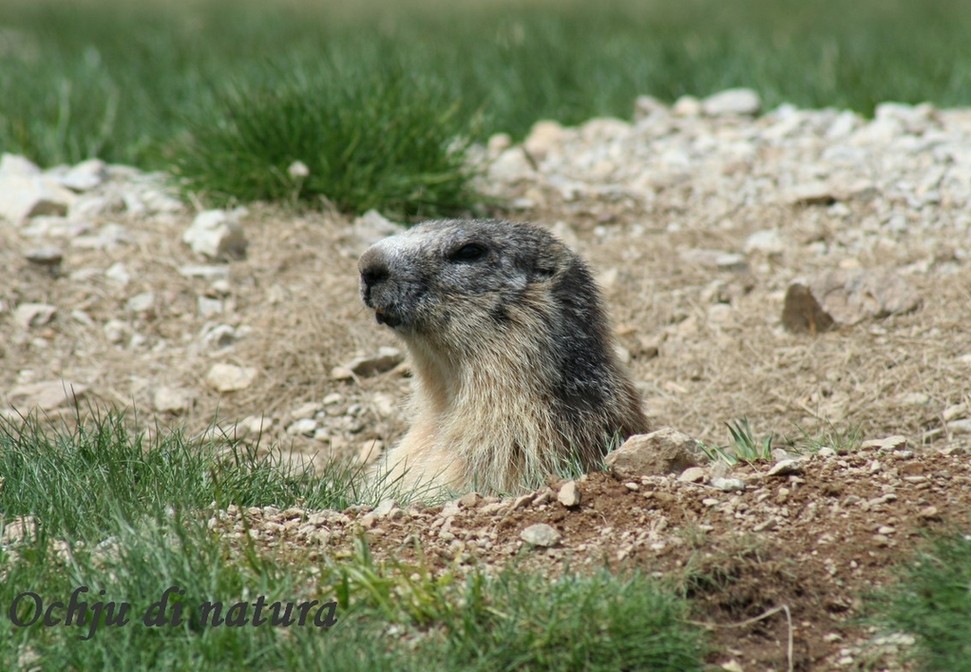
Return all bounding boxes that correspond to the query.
[360,259,390,291]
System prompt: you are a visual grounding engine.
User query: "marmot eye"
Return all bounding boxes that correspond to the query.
[449,243,488,263]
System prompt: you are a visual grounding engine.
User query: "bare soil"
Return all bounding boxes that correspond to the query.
[2,166,971,669]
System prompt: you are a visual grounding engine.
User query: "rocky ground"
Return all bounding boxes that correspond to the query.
[2,88,971,669]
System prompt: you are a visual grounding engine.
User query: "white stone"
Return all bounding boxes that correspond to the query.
[488,148,535,182]
[70,194,125,218]
[182,209,247,260]
[178,265,230,280]
[287,160,309,178]
[56,159,106,191]
[557,480,581,507]
[766,459,804,477]
[206,363,257,392]
[105,262,130,285]
[350,209,399,248]
[678,467,707,483]
[197,296,223,318]
[14,303,56,329]
[0,153,40,176]
[287,418,318,436]
[0,175,75,223]
[153,386,193,413]
[72,223,131,250]
[103,319,129,344]
[672,95,702,117]
[203,324,237,347]
[523,120,566,161]
[290,402,321,420]
[711,477,746,492]
[702,88,761,117]
[8,381,88,411]
[126,292,155,314]
[744,229,786,255]
[24,247,63,267]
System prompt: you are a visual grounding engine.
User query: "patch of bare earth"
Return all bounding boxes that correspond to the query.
[210,445,970,670]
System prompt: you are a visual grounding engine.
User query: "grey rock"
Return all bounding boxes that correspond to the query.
[72,223,131,250]
[946,419,971,435]
[153,386,194,414]
[351,209,400,248]
[557,480,581,507]
[523,120,566,162]
[126,292,155,314]
[287,418,318,436]
[520,523,561,547]
[678,466,707,483]
[0,153,40,177]
[178,265,230,280]
[785,181,837,206]
[14,303,56,329]
[859,435,908,451]
[104,262,131,286]
[744,229,786,255]
[606,427,705,478]
[203,324,238,348]
[783,269,922,333]
[766,459,804,477]
[679,248,748,272]
[182,209,247,260]
[0,175,75,223]
[487,148,536,182]
[57,159,106,192]
[8,381,88,411]
[206,363,257,392]
[25,247,63,267]
[711,477,746,492]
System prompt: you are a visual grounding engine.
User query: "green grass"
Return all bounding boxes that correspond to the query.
[788,423,864,454]
[700,418,775,466]
[171,61,480,219]
[0,411,359,536]
[869,531,971,671]
[2,0,971,215]
[0,412,707,670]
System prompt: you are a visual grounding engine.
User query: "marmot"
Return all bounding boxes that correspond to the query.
[358,218,648,495]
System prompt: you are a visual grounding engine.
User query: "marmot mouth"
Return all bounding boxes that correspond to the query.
[374,308,402,328]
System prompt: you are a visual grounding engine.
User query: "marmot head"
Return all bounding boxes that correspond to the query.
[358,219,583,347]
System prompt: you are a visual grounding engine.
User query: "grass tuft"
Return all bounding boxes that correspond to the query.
[327,538,708,671]
[0,410,358,538]
[869,531,971,672]
[172,61,480,219]
[700,418,774,466]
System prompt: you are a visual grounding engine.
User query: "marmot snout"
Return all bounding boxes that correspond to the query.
[359,219,648,495]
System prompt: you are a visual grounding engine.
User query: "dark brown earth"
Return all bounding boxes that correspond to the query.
[211,444,970,670]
